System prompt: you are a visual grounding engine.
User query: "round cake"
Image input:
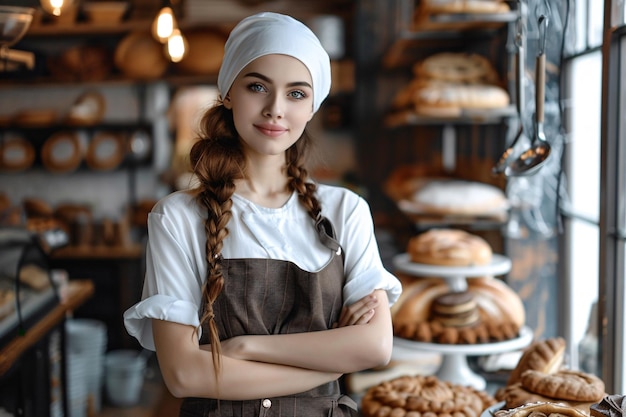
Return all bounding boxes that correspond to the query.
[430,291,480,327]
[407,228,493,266]
[361,374,496,417]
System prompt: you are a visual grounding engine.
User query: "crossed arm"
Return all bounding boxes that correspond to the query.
[152,289,392,400]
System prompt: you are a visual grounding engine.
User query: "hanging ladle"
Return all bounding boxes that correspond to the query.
[492,8,525,175]
[504,14,551,176]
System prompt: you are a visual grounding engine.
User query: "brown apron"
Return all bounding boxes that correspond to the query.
[179,216,358,417]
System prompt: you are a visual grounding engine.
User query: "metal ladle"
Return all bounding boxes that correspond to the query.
[504,14,551,176]
[492,8,526,175]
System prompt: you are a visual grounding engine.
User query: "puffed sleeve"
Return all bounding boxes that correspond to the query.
[123,201,206,351]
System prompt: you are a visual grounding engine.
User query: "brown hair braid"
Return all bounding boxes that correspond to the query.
[190,103,322,378]
[190,103,243,374]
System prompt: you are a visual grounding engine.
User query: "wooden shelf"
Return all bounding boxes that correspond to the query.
[51,244,143,260]
[384,106,517,128]
[0,279,94,376]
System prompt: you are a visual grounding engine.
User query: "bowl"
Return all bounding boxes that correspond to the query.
[0,6,35,47]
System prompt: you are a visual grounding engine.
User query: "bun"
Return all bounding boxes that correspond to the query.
[407,228,492,266]
[506,337,566,385]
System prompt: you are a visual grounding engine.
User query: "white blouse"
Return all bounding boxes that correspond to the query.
[123,184,403,350]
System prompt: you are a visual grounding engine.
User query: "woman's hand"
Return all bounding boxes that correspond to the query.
[333,292,379,328]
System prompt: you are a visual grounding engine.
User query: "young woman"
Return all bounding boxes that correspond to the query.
[123,12,402,416]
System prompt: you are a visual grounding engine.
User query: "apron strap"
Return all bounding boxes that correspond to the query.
[315,215,342,255]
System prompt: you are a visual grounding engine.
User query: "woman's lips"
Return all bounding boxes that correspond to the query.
[255,124,287,137]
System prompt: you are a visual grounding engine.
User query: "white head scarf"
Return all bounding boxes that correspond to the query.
[217,12,331,113]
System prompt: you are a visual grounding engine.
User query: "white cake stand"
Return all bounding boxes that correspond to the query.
[393,253,512,291]
[393,326,534,390]
[391,253,528,390]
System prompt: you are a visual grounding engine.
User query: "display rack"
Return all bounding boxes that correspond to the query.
[391,253,533,389]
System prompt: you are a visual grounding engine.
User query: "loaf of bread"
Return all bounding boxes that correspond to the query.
[407,228,492,266]
[496,337,606,414]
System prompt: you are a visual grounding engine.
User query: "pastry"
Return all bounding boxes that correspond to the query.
[360,374,496,417]
[506,337,566,385]
[392,275,525,345]
[494,402,590,417]
[591,395,626,417]
[407,228,493,266]
[430,291,480,327]
[519,369,605,402]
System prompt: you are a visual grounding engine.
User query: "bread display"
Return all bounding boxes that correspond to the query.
[495,337,606,414]
[360,374,496,417]
[389,52,509,119]
[407,228,492,266]
[392,275,525,345]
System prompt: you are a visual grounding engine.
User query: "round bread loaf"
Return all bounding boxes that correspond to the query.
[407,228,493,266]
[361,374,496,417]
[414,52,499,84]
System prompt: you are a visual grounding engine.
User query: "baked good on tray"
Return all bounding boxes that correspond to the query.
[392,275,525,344]
[384,172,508,219]
[360,374,496,417]
[390,52,509,118]
[495,337,607,414]
[419,0,511,15]
[407,228,492,266]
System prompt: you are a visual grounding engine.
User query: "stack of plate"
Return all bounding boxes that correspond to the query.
[65,318,108,416]
[66,352,88,417]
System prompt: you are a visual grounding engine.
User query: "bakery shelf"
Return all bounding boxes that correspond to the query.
[384,106,517,128]
[383,2,518,68]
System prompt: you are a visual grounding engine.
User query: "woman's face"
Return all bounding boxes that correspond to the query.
[224,54,314,158]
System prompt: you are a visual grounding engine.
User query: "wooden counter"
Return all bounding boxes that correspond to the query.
[0,279,94,376]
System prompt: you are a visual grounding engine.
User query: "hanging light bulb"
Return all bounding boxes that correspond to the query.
[40,0,74,16]
[165,28,188,63]
[152,6,176,43]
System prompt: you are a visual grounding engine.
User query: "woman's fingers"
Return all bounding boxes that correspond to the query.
[336,293,379,327]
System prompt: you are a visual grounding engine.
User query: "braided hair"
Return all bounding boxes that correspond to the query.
[189,102,322,376]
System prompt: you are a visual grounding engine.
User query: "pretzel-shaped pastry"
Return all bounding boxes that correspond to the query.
[520,369,605,402]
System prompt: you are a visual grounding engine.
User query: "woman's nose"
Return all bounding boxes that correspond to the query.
[263,94,284,118]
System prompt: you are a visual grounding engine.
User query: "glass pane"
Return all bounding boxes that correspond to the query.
[567,50,602,221]
[568,220,600,372]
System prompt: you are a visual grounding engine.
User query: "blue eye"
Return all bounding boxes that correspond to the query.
[248,83,267,93]
[289,90,306,99]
